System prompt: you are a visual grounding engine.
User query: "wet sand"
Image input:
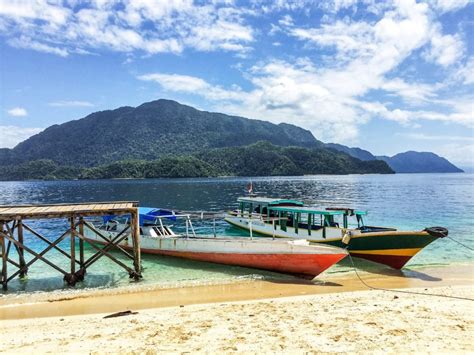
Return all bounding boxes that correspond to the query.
[0,264,472,320]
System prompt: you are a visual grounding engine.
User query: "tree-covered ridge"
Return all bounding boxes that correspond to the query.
[377,151,464,173]
[1,99,321,167]
[326,143,464,173]
[0,142,393,181]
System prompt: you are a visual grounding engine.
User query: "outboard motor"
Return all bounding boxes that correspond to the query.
[424,226,449,238]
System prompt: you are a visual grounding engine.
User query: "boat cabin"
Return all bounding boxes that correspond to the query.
[229,197,373,240]
[235,197,304,218]
[268,206,366,230]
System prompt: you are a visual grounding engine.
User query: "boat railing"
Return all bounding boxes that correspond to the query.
[247,216,291,240]
[155,214,197,238]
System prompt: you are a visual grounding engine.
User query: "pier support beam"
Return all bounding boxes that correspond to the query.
[129,210,142,280]
[0,202,141,291]
[1,222,7,290]
[17,220,27,278]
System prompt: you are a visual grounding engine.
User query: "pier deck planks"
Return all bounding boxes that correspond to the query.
[0,202,138,220]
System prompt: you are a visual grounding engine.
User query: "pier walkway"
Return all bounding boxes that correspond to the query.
[0,202,141,290]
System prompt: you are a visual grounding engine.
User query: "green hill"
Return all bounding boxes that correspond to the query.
[377,151,464,173]
[0,99,395,180]
[3,99,321,167]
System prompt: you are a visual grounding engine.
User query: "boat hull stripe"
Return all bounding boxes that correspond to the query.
[349,248,422,257]
[351,253,412,270]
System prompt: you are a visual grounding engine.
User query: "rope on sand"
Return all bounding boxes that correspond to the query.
[346,252,474,302]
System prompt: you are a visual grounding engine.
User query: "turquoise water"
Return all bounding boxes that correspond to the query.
[0,173,473,294]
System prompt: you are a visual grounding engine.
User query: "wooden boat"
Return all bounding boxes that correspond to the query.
[84,208,347,279]
[224,197,448,269]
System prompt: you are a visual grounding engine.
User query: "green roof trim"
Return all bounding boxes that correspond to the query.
[268,206,346,215]
[237,197,304,206]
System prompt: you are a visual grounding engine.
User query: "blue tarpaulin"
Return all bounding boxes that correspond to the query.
[102,207,176,225]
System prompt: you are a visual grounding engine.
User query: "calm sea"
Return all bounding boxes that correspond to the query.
[0,173,472,294]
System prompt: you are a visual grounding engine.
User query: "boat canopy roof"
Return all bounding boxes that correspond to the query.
[269,206,367,216]
[237,197,304,206]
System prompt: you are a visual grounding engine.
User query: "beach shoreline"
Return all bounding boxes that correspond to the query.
[1,284,472,353]
[1,263,472,320]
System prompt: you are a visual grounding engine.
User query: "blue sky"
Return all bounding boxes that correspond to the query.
[0,0,473,166]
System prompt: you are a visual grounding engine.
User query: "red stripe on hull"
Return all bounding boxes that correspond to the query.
[149,249,346,278]
[353,253,412,269]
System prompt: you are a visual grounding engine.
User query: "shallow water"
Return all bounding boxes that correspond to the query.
[0,173,472,295]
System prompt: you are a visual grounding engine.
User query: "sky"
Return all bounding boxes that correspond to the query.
[0,0,473,167]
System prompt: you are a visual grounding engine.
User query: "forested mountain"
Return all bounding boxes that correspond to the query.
[0,99,397,180]
[377,151,464,173]
[325,143,376,161]
[0,142,393,181]
[326,143,463,173]
[1,99,321,167]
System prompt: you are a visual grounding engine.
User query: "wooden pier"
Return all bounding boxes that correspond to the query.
[0,202,142,290]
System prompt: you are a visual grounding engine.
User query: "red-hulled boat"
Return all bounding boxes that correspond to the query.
[84,208,347,279]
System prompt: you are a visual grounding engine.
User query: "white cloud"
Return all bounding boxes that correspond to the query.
[138,73,210,92]
[138,72,246,101]
[48,100,94,107]
[278,15,294,27]
[7,107,27,117]
[436,143,474,167]
[0,1,254,56]
[1,0,471,147]
[0,126,43,148]
[453,57,474,85]
[137,0,473,143]
[380,78,438,103]
[402,133,474,142]
[428,0,470,13]
[0,0,70,26]
[424,30,464,67]
[8,36,69,57]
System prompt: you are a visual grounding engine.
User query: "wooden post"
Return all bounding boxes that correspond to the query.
[70,217,76,275]
[17,219,27,278]
[63,216,77,286]
[130,209,141,280]
[1,222,7,290]
[78,217,85,269]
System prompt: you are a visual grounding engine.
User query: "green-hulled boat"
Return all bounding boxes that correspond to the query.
[224,197,448,269]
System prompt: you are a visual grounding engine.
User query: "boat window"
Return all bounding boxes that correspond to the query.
[287,212,294,227]
[324,215,341,228]
[280,211,287,231]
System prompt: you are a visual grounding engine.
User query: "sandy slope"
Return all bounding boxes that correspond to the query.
[1,285,472,354]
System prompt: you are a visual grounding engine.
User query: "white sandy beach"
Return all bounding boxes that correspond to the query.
[1,284,473,354]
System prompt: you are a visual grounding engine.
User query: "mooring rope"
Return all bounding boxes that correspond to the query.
[346,252,474,302]
[446,235,474,251]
